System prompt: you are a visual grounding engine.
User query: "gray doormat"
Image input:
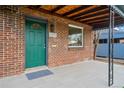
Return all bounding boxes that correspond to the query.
[26,69,53,80]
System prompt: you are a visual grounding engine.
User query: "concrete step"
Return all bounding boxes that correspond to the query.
[25,66,48,74]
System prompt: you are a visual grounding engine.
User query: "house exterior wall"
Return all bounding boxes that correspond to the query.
[0,6,25,77]
[0,6,93,77]
[48,21,93,67]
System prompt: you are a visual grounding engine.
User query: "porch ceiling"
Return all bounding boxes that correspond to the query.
[27,5,124,29]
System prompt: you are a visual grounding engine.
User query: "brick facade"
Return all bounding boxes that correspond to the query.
[48,21,93,67]
[0,6,25,77]
[0,6,93,77]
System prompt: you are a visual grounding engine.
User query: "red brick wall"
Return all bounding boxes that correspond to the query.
[0,6,93,77]
[0,6,25,77]
[48,21,93,67]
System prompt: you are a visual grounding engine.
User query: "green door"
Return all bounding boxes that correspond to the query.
[25,19,46,68]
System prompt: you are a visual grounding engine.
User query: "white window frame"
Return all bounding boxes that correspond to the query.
[68,24,84,48]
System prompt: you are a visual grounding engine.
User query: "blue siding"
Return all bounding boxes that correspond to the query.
[96,44,108,57]
[96,27,124,59]
[96,44,124,59]
[99,31,124,39]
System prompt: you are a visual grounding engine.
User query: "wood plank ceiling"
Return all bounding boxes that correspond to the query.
[28,5,124,29]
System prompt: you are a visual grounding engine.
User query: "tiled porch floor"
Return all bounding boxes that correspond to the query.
[0,60,124,88]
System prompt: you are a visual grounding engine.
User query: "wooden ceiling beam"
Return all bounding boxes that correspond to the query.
[83,16,109,23]
[50,5,66,13]
[79,10,109,21]
[75,8,109,20]
[89,19,122,26]
[80,13,109,22]
[69,5,105,19]
[92,18,124,27]
[87,18,110,24]
[62,5,91,16]
[68,5,99,18]
[86,16,121,24]
[34,5,41,9]
[80,13,120,23]
[28,5,41,9]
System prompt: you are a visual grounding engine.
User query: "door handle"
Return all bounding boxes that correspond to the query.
[44,44,46,48]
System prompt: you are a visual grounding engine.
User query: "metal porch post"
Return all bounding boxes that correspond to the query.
[108,5,114,86]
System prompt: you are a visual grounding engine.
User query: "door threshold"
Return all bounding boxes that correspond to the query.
[25,65,48,74]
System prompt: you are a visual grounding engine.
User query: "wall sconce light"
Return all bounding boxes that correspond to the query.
[50,23,55,33]
[49,19,57,38]
[50,19,56,33]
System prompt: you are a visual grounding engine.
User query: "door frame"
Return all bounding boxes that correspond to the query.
[24,16,48,69]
